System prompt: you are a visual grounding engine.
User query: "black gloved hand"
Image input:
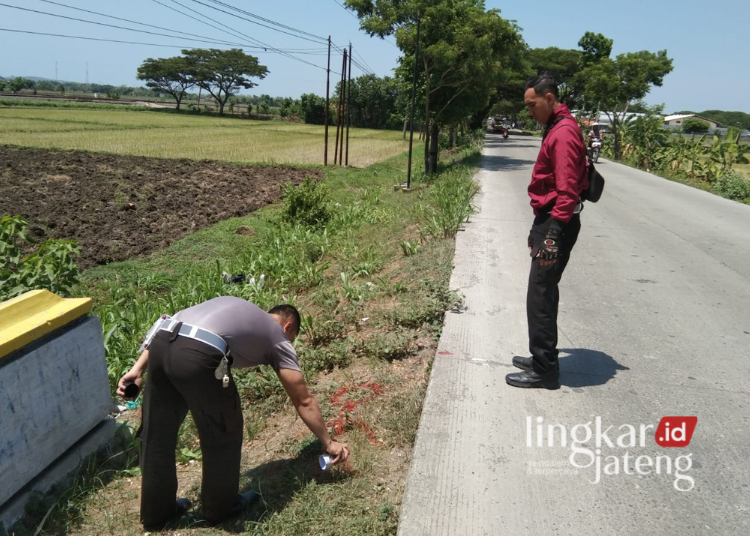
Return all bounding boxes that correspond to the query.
[528,229,534,250]
[539,220,563,261]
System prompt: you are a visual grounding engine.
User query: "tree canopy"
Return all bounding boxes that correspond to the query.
[137,56,195,110]
[135,48,268,115]
[682,117,710,134]
[346,0,524,172]
[181,48,268,115]
[578,40,673,158]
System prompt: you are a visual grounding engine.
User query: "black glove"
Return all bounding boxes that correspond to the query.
[539,220,563,261]
[528,229,534,249]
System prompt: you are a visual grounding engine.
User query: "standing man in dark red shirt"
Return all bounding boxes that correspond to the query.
[506,74,588,390]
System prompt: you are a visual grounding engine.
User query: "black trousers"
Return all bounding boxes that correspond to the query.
[139,325,243,527]
[527,213,581,375]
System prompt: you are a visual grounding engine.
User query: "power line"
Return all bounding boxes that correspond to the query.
[0,2,259,48]
[189,0,377,75]
[187,0,326,45]
[157,0,341,75]
[353,48,375,75]
[0,27,226,49]
[328,0,399,49]
[330,0,359,20]
[35,0,273,49]
[0,27,326,54]
[330,42,372,75]
[204,0,328,42]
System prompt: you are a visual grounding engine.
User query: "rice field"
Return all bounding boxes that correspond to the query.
[0,107,409,167]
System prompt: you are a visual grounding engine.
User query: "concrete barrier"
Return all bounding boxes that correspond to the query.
[0,290,115,530]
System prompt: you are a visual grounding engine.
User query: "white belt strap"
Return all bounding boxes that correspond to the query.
[138,315,228,355]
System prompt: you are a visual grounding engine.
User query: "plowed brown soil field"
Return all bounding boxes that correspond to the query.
[0,145,319,267]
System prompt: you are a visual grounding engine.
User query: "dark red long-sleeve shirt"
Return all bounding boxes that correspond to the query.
[528,104,588,223]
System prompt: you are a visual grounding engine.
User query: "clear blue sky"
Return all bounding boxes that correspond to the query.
[0,0,748,113]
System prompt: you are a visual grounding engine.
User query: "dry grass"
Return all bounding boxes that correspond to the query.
[0,108,409,167]
[734,161,750,179]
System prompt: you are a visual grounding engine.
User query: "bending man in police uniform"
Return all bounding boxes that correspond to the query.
[117,298,350,529]
[505,74,588,390]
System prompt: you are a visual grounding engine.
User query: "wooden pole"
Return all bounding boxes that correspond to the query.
[324,36,331,166]
[345,43,352,166]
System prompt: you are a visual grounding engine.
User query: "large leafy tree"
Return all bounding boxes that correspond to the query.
[7,77,31,93]
[346,0,523,172]
[340,74,401,130]
[579,41,673,159]
[526,47,583,107]
[137,56,195,111]
[578,31,613,68]
[682,117,710,135]
[181,48,268,115]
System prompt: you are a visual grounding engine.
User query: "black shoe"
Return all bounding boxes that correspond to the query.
[512,355,532,371]
[143,498,192,530]
[175,497,192,517]
[227,490,260,518]
[505,370,560,390]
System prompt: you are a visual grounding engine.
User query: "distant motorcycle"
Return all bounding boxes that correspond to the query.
[588,137,602,163]
[503,127,509,139]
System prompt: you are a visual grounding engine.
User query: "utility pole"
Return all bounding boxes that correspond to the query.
[338,49,347,165]
[406,12,421,189]
[324,36,331,166]
[345,43,352,166]
[334,49,346,165]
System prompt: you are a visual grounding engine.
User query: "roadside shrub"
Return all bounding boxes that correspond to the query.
[233,365,285,402]
[298,339,353,377]
[282,176,331,227]
[356,331,414,361]
[0,215,80,300]
[419,167,478,238]
[712,171,750,201]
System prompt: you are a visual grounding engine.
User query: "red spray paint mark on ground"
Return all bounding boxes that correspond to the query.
[326,382,383,446]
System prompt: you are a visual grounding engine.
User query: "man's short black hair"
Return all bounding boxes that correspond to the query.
[268,304,301,335]
[526,74,559,99]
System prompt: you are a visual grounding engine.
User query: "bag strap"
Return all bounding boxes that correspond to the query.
[543,115,576,140]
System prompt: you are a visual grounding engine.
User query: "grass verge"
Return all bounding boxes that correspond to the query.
[8,139,481,536]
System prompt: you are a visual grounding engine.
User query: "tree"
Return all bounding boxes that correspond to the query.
[137,56,196,111]
[526,47,583,106]
[278,97,299,118]
[182,48,268,115]
[682,117,710,135]
[346,0,523,172]
[8,77,29,93]
[299,93,328,124]
[579,41,673,159]
[339,74,400,130]
[578,32,613,68]
[0,80,5,92]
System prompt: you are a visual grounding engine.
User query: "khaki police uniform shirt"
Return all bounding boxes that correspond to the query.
[173,296,300,372]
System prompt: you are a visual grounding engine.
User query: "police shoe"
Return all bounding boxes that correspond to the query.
[227,490,260,518]
[175,497,192,516]
[512,355,532,371]
[505,370,560,390]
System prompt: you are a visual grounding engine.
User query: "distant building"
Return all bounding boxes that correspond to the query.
[663,114,719,129]
[570,111,647,135]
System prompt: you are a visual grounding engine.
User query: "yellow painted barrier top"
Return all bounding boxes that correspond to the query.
[0,290,92,360]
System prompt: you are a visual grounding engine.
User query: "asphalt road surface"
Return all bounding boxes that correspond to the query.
[397,133,750,535]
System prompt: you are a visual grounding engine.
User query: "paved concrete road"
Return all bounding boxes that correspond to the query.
[398,134,750,535]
